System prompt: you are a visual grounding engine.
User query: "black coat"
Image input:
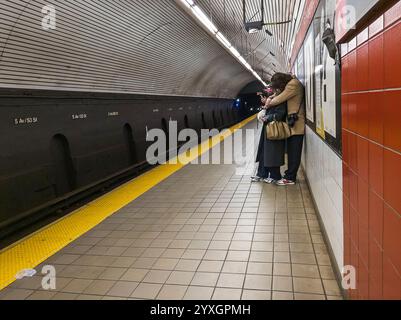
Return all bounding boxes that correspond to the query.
[256,102,288,168]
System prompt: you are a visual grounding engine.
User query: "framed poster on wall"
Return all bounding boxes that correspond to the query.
[294,0,342,155]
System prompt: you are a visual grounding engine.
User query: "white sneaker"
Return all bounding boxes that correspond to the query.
[276,179,296,186]
[251,176,262,182]
[263,178,275,184]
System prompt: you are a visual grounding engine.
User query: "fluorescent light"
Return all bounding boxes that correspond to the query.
[178,0,266,87]
[216,32,231,48]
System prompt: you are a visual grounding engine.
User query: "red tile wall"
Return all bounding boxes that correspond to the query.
[342,1,401,300]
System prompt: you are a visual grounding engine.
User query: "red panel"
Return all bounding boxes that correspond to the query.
[357,137,369,182]
[348,50,357,92]
[356,93,369,137]
[384,22,401,88]
[349,169,358,211]
[343,162,350,198]
[383,90,401,153]
[383,204,401,274]
[358,261,369,299]
[348,132,358,173]
[348,93,357,133]
[350,206,359,249]
[383,149,401,215]
[368,35,384,90]
[342,131,349,165]
[369,190,384,247]
[368,142,384,197]
[342,56,349,94]
[350,243,359,299]
[358,178,369,265]
[368,236,383,299]
[384,1,401,28]
[342,94,349,129]
[368,91,384,145]
[356,43,369,91]
[383,257,401,300]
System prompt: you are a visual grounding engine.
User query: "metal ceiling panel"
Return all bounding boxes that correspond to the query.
[196,0,306,78]
[0,0,256,98]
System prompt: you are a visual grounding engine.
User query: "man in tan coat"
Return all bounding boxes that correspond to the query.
[265,73,306,185]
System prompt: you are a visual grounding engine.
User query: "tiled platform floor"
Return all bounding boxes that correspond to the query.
[0,121,343,300]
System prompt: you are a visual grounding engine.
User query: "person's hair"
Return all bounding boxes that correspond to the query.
[270,73,293,92]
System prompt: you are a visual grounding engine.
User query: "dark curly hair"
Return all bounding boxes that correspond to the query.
[270,73,294,92]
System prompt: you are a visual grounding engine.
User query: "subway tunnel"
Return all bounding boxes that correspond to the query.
[0,0,400,304]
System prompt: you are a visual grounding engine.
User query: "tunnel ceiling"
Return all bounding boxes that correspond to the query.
[0,0,304,99]
[196,0,306,79]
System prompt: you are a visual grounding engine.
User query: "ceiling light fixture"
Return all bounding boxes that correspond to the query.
[179,0,267,86]
[243,0,292,34]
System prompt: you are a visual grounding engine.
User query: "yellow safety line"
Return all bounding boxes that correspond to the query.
[0,115,256,290]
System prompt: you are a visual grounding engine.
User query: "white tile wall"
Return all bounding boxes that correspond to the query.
[302,126,344,271]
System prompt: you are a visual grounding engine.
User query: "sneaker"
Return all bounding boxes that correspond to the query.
[251,176,263,182]
[276,179,296,186]
[263,178,275,184]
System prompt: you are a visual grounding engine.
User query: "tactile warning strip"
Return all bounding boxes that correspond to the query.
[0,115,256,290]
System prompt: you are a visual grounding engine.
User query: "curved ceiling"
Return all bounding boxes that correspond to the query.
[196,0,306,79]
[0,0,305,99]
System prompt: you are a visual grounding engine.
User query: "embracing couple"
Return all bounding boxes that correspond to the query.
[252,73,306,186]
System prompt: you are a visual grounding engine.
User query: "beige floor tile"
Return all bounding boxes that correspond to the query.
[191,273,219,287]
[132,258,157,269]
[198,260,224,273]
[272,276,293,292]
[291,253,317,265]
[292,264,320,278]
[0,289,34,300]
[106,281,139,297]
[152,258,179,271]
[131,283,162,299]
[322,280,342,296]
[226,251,250,262]
[222,261,248,274]
[52,292,79,300]
[166,271,195,285]
[212,288,242,300]
[157,285,188,300]
[230,241,252,251]
[63,279,93,294]
[293,277,324,294]
[181,249,206,260]
[249,251,273,263]
[143,270,171,284]
[203,250,227,261]
[251,242,274,251]
[217,274,245,289]
[247,262,273,275]
[241,290,271,300]
[273,263,292,276]
[26,291,56,300]
[175,259,201,272]
[294,293,326,300]
[319,266,336,280]
[184,286,214,300]
[244,275,272,290]
[120,268,149,282]
[272,291,294,300]
[98,268,126,280]
[84,280,115,295]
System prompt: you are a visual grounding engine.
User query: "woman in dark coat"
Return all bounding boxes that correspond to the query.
[252,88,288,183]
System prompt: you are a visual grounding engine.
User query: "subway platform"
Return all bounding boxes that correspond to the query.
[0,119,342,300]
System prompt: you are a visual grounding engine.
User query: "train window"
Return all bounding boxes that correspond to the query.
[50,134,76,196]
[220,110,224,125]
[123,123,137,165]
